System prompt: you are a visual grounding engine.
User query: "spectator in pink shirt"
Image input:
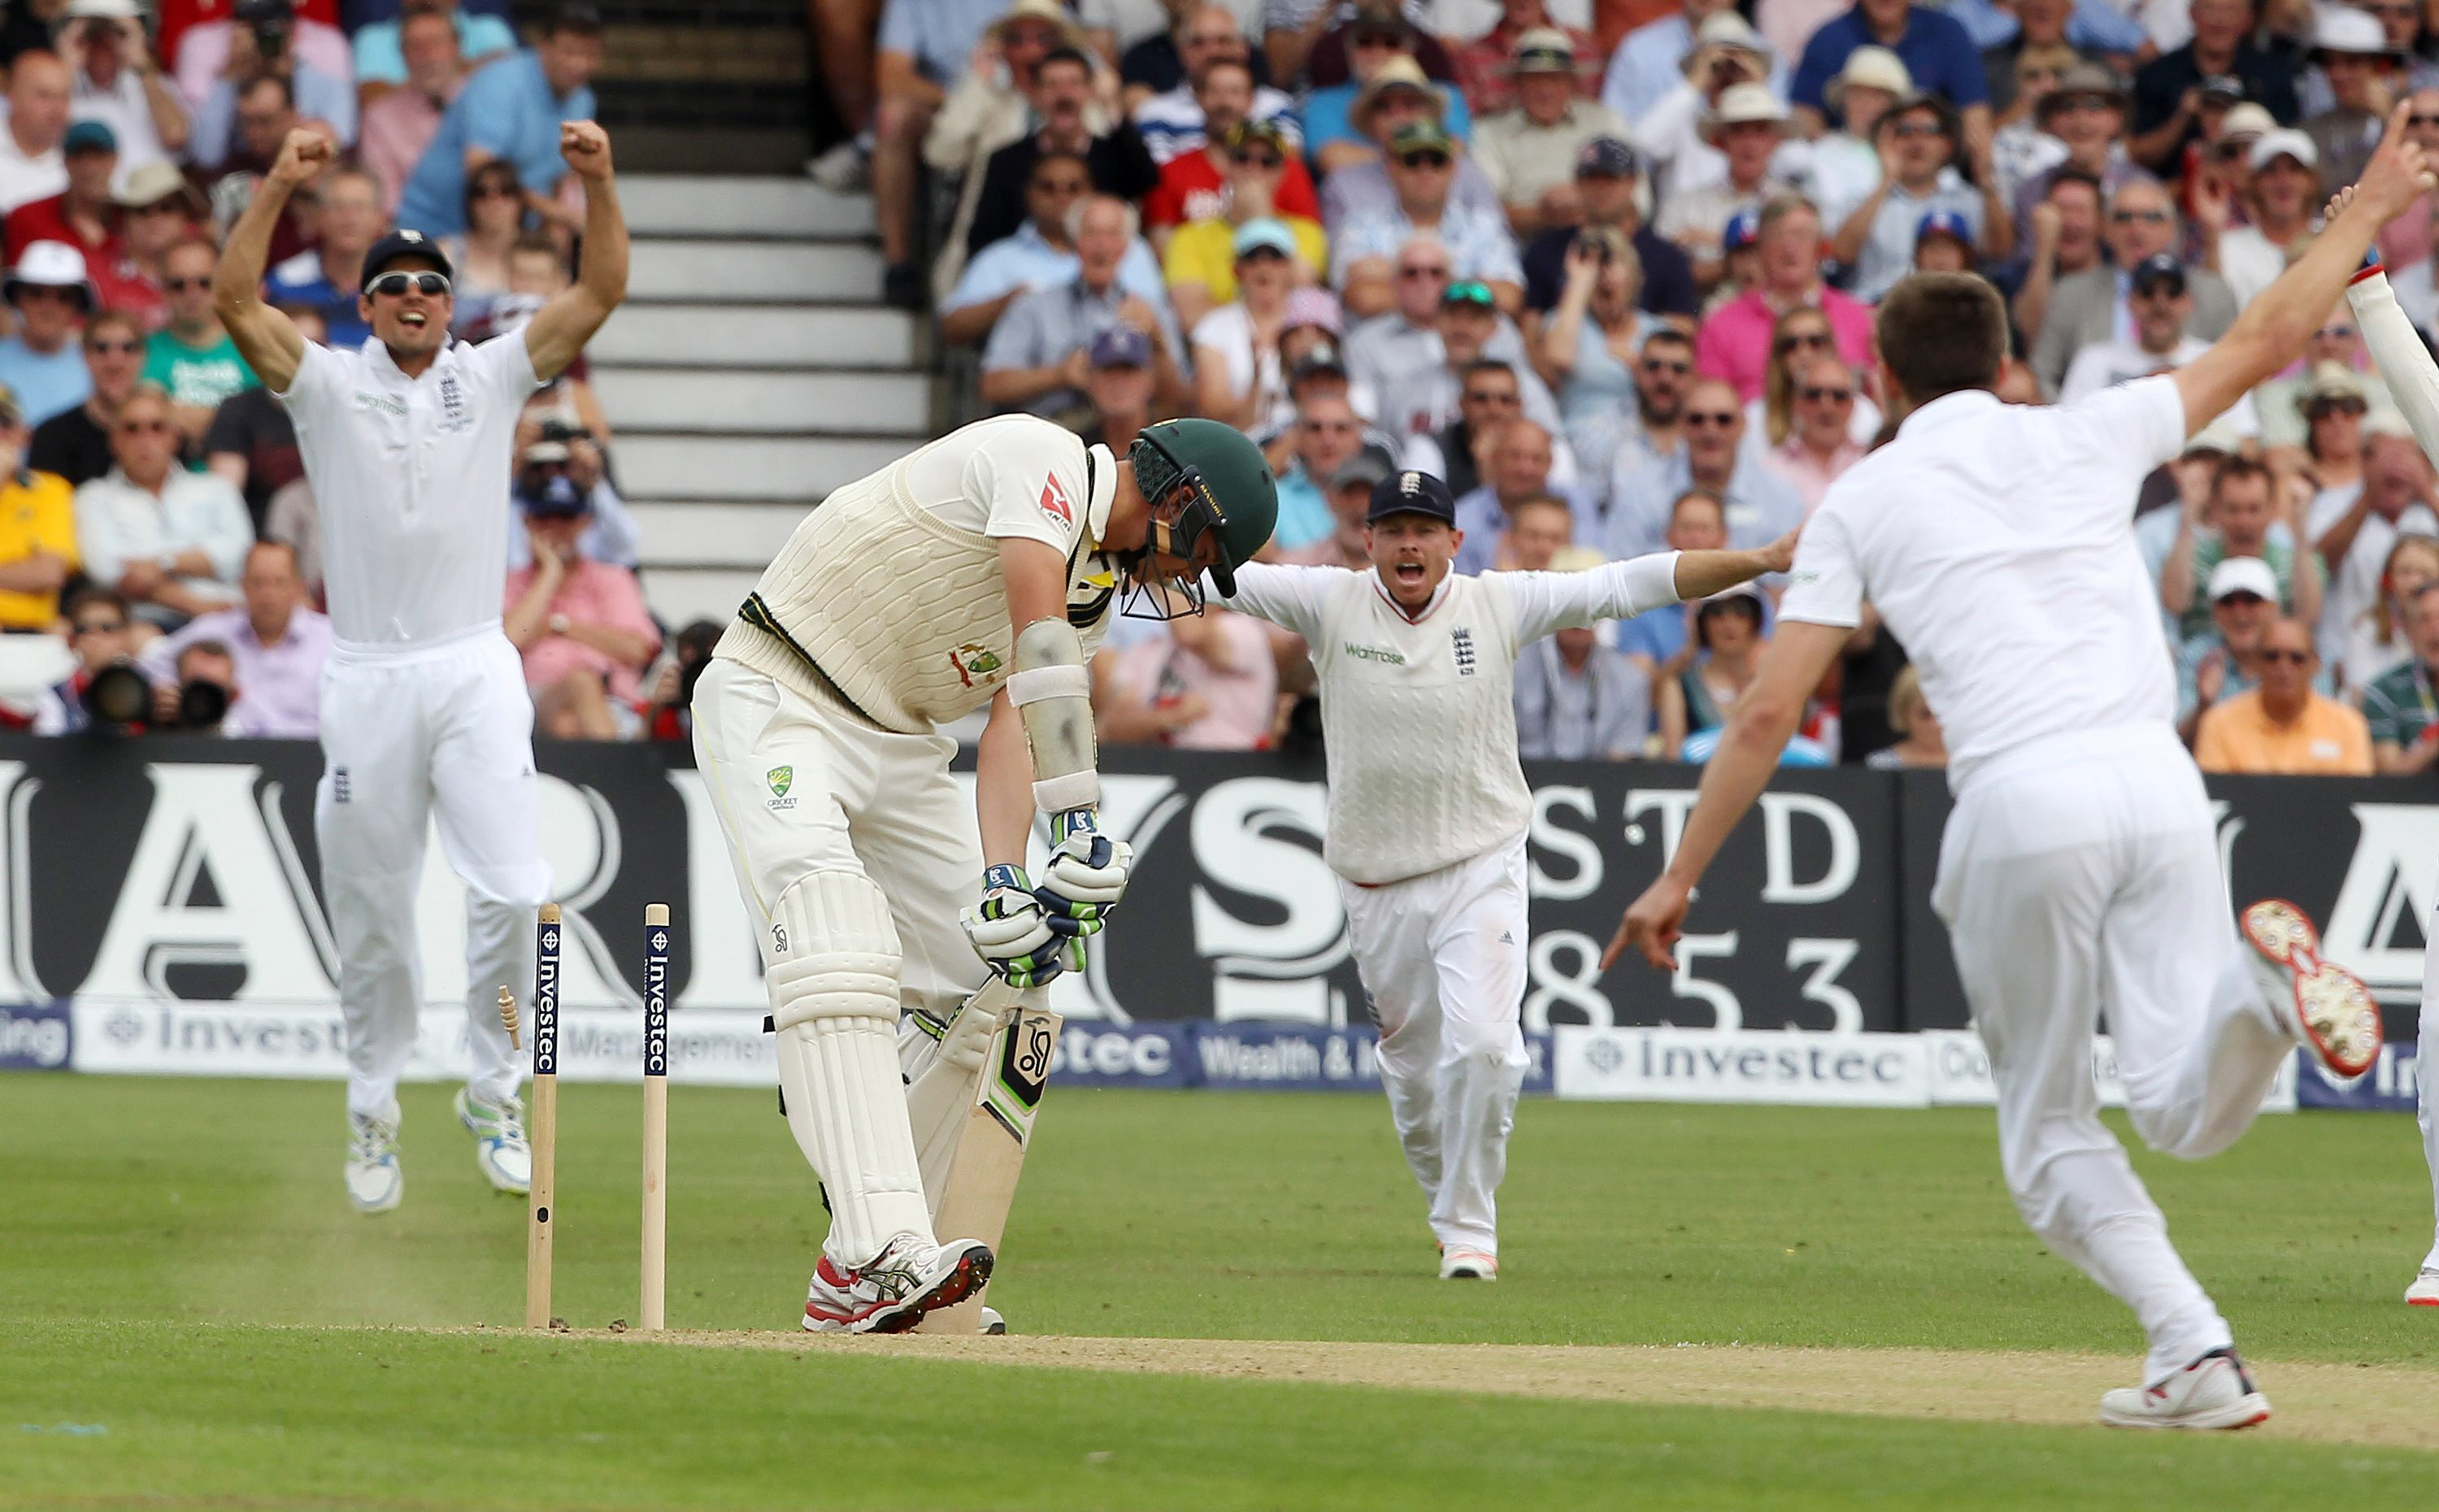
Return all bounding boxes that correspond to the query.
[1692,194,1874,402]
[1763,354,1867,515]
[358,7,467,216]
[1106,596,1280,750]
[502,474,662,741]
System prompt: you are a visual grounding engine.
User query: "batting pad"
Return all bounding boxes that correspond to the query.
[767,870,930,1264]
[1010,618,1099,815]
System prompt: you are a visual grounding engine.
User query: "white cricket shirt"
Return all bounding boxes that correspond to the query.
[275,332,541,650]
[1779,378,2186,793]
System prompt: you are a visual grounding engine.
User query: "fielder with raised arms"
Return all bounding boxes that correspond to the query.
[215,123,629,1215]
[1221,471,1793,1279]
[1609,111,2431,1428]
[693,415,1276,1332]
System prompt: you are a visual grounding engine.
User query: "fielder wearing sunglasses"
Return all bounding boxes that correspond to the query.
[364,271,453,298]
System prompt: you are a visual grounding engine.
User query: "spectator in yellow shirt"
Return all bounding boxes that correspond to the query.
[0,384,77,631]
[2194,617,2375,776]
[1163,120,1326,331]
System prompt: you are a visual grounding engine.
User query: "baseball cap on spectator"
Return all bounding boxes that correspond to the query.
[1826,46,1911,111]
[2198,74,2246,104]
[2129,252,2186,296]
[1508,26,1576,73]
[1389,119,1455,159]
[1681,10,1768,75]
[64,0,141,19]
[1233,218,1296,260]
[5,241,93,311]
[519,472,591,518]
[1575,136,1639,179]
[1700,83,1789,146]
[1222,119,1288,155]
[545,1,604,30]
[1293,340,1350,383]
[1367,468,1459,524]
[2310,4,2402,60]
[1353,56,1442,134]
[1722,206,1762,250]
[2298,361,2370,412]
[2036,62,2128,124]
[2207,556,2280,604]
[1088,324,1152,369]
[1331,449,1393,493]
[63,120,115,157]
[989,0,1089,53]
[1441,279,1496,309]
[1282,285,1343,335]
[1915,209,1972,247]
[115,161,202,212]
[2248,128,2318,172]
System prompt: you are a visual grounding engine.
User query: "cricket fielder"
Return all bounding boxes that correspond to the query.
[1610,109,2431,1429]
[2341,206,2439,1309]
[693,415,1276,1332]
[215,124,629,1214]
[1221,470,1793,1279]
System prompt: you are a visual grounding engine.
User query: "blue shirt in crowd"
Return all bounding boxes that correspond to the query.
[1791,5,1989,119]
[399,50,597,234]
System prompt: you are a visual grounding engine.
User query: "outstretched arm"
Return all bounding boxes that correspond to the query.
[213,129,326,394]
[523,122,629,384]
[1507,532,1798,645]
[2349,264,2439,463]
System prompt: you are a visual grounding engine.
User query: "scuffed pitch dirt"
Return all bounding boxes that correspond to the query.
[537,1328,2439,1449]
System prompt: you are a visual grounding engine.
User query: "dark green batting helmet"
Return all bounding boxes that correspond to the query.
[1127,418,1277,600]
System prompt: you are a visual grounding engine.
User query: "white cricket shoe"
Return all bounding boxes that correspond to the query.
[1440,1248,1498,1280]
[981,1306,1006,1335]
[454,1088,531,1194]
[802,1233,994,1334]
[806,140,869,192]
[346,1112,402,1214]
[2240,899,2381,1078]
[2406,1269,2439,1306]
[2098,1349,2272,1431]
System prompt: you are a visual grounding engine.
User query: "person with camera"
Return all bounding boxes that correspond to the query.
[134,538,327,737]
[54,0,189,187]
[192,0,354,173]
[74,384,250,628]
[172,0,350,117]
[502,471,658,740]
[637,617,720,741]
[502,421,637,570]
[33,582,147,733]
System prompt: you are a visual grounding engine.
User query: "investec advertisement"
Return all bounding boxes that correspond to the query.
[0,737,2424,1104]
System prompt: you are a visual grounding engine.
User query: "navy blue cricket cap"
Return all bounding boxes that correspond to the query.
[360,227,455,290]
[1367,468,1458,524]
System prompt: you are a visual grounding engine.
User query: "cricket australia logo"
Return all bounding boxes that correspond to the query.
[765,766,795,811]
[1452,626,1476,676]
[948,642,1005,688]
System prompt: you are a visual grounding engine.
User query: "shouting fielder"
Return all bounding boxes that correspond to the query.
[215,124,628,1214]
[693,415,1276,1332]
[1222,471,1792,1278]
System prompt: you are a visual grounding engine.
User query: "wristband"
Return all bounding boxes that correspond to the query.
[981,863,1028,893]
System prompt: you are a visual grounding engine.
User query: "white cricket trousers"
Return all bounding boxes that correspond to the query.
[1339,840,1533,1257]
[317,628,552,1123]
[2419,916,2439,1272]
[1934,722,2290,1384]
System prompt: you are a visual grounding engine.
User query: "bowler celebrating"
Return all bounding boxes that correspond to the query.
[1223,471,1791,1279]
[215,124,629,1214]
[1609,111,2429,1428]
[693,415,1276,1332]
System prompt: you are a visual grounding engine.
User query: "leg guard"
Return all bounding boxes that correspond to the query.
[767,870,933,1266]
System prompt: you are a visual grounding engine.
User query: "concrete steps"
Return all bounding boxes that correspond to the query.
[617,434,906,503]
[619,175,872,239]
[593,368,928,435]
[589,303,917,370]
[628,239,884,304]
[632,500,805,568]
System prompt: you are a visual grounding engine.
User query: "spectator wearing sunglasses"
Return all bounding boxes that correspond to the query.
[2194,615,2371,774]
[2057,254,2254,440]
[1332,121,1524,317]
[264,166,389,348]
[1144,93,1318,237]
[1471,28,1629,241]
[1762,354,1865,515]
[1606,376,1802,560]
[73,385,250,628]
[0,241,96,427]
[29,306,140,487]
[2028,176,2234,397]
[144,237,257,450]
[1161,120,1326,332]
[1344,234,1538,407]
[1832,92,2009,302]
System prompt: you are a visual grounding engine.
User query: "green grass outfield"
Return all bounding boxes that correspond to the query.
[4,1075,2437,1509]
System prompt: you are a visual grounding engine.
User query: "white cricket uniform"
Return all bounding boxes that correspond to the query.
[1780,377,2293,1384]
[276,332,552,1123]
[692,414,1118,1265]
[1226,553,1682,1257]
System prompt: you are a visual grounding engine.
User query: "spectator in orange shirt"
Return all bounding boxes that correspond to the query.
[502,473,662,741]
[2194,616,2373,775]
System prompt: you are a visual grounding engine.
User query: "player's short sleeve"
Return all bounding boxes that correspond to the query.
[963,423,1089,557]
[269,339,346,427]
[1777,502,1864,629]
[480,327,546,401]
[2059,373,2187,487]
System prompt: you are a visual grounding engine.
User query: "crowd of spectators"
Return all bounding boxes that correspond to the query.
[809,0,2439,771]
[0,0,702,745]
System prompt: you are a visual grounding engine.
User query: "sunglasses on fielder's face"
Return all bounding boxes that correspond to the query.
[367,271,452,298]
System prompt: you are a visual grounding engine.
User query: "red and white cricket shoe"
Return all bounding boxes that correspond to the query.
[2240,899,2381,1078]
[802,1234,993,1334]
[2098,1348,2272,1431]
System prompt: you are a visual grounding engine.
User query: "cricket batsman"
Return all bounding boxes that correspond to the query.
[1220,471,1792,1278]
[693,413,1276,1332]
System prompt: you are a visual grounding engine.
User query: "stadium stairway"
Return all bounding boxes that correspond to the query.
[598,175,930,630]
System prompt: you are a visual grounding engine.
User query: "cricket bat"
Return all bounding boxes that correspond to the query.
[913,981,1062,1334]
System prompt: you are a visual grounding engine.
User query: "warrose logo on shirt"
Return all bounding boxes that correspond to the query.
[353,391,407,418]
[1342,642,1406,664]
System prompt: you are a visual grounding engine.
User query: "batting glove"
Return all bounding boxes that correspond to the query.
[962,863,1085,988]
[1033,809,1133,934]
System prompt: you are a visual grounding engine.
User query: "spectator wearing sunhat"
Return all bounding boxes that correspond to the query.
[2300,6,2402,196]
[2128,0,2298,176]
[1656,81,1794,279]
[1303,13,1476,181]
[0,242,94,426]
[1975,0,2133,115]
[1449,4,1599,117]
[2257,352,2399,470]
[1315,54,1502,232]
[1798,45,1911,232]
[1161,119,1327,332]
[2005,59,2140,235]
[0,382,80,631]
[1519,137,1701,324]
[1634,11,1780,206]
[1472,28,1632,237]
[1788,0,1992,141]
[1331,120,1525,317]
[1603,0,1789,131]
[2173,554,2314,739]
[2057,253,2255,438]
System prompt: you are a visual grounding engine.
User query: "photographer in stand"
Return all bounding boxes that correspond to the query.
[34,583,150,733]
